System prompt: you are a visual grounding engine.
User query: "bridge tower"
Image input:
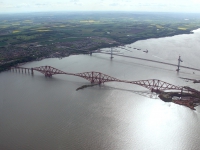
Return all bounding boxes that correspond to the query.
[111,47,114,59]
[91,72,94,83]
[176,55,183,72]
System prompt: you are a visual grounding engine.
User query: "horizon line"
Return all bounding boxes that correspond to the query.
[1,10,200,15]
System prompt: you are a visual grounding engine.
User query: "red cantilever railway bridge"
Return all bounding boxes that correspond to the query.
[11,65,184,92]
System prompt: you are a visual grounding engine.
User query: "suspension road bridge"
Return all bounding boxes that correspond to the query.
[96,52,200,72]
[65,48,200,72]
[11,65,188,92]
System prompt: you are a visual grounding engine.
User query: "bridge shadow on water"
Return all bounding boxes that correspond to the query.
[91,84,159,99]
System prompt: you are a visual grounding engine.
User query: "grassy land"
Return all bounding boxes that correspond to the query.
[0,12,200,71]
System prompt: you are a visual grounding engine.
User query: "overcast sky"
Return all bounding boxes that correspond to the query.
[0,0,200,13]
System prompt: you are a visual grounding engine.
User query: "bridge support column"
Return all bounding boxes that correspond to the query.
[31,68,34,75]
[45,74,52,77]
[176,55,183,72]
[151,88,163,94]
[44,72,52,77]
[91,72,94,83]
[99,72,102,84]
[181,88,183,96]
[110,47,114,59]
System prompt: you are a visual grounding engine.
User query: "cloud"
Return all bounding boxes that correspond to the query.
[0,0,200,13]
[35,3,47,6]
[192,0,200,3]
[70,0,80,2]
[123,0,132,2]
[109,3,119,6]
[17,3,30,7]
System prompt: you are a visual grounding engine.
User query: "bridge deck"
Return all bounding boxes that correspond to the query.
[11,66,184,92]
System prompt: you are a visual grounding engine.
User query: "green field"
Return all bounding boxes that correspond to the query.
[1,12,200,71]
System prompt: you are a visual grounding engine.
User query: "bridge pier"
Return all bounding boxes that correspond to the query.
[99,72,102,84]
[45,74,52,77]
[44,71,52,77]
[151,88,163,94]
[91,72,94,83]
[31,68,34,75]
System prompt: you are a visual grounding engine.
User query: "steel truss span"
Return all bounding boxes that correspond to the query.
[11,65,183,91]
[11,65,200,110]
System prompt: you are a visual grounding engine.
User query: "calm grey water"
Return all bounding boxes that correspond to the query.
[1,29,200,150]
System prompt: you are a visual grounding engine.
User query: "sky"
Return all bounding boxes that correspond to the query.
[0,0,200,13]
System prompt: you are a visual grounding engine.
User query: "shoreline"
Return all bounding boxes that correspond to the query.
[1,28,200,73]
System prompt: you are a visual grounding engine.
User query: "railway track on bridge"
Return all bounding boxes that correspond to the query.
[11,65,200,110]
[10,66,191,92]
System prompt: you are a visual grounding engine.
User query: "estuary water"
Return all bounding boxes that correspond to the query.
[1,29,200,150]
